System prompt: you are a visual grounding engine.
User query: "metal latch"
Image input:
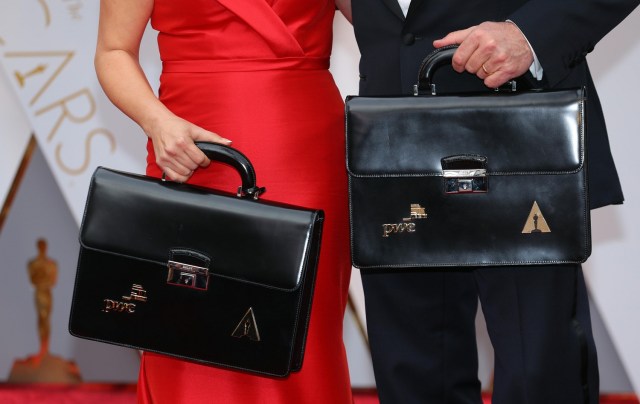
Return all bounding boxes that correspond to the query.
[442,155,488,194]
[167,260,210,290]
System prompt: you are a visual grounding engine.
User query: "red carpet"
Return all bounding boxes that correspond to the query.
[0,384,637,403]
[352,389,640,404]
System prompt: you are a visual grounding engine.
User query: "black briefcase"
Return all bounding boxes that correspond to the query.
[69,143,323,377]
[346,46,591,269]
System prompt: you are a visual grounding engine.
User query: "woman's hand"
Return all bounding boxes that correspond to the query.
[145,114,232,183]
[94,0,232,183]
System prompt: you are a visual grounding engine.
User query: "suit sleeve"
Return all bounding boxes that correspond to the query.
[508,0,639,87]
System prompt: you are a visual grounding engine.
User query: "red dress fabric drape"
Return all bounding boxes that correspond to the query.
[138,0,352,403]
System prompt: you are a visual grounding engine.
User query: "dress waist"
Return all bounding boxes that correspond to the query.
[162,57,329,73]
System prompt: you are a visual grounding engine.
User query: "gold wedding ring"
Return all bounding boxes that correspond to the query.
[482,63,491,75]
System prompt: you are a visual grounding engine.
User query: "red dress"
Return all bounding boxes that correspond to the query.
[139,1,353,403]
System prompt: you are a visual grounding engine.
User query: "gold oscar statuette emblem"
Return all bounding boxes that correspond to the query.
[8,239,82,383]
[231,308,261,341]
[522,201,551,234]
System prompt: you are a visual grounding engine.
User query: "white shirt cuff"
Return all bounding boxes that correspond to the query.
[506,19,543,81]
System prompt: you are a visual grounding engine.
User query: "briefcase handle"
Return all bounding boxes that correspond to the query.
[195,142,266,199]
[414,45,517,96]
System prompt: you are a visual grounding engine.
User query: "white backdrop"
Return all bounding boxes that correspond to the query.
[0,63,31,207]
[1,1,639,393]
[582,6,640,394]
[0,1,147,224]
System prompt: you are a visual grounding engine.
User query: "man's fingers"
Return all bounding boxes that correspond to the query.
[456,27,501,76]
[434,21,533,87]
[434,27,478,73]
[483,70,511,88]
[433,27,474,48]
[451,40,481,73]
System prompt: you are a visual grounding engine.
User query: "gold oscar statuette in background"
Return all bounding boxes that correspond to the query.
[8,239,82,383]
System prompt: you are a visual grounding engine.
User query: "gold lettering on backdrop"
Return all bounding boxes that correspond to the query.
[55,128,116,175]
[38,0,52,26]
[4,51,74,106]
[62,0,84,20]
[4,51,118,175]
[15,65,47,88]
[34,88,96,141]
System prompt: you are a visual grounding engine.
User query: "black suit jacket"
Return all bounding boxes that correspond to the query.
[352,0,638,208]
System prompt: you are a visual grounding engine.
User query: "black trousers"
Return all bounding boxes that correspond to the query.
[361,265,599,404]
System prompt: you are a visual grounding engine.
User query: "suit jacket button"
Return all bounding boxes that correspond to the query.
[403,33,416,45]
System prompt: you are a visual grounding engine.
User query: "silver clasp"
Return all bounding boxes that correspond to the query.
[443,169,488,194]
[167,260,210,290]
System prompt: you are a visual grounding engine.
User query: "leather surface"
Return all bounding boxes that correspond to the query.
[70,167,324,376]
[80,168,320,290]
[347,89,583,176]
[346,88,591,268]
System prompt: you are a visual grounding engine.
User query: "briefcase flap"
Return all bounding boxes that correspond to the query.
[79,167,322,291]
[346,89,584,177]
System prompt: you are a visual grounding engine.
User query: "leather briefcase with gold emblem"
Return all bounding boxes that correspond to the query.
[346,46,591,269]
[69,143,323,377]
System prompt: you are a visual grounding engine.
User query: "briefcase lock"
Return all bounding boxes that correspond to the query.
[442,155,488,194]
[167,260,210,290]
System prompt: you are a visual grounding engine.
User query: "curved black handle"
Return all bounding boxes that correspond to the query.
[195,142,265,199]
[415,45,460,95]
[415,45,518,95]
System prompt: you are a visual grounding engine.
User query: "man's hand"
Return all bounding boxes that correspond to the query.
[433,21,534,88]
